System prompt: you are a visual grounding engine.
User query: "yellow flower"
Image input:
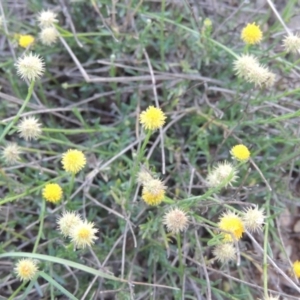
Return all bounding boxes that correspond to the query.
[70,220,98,249]
[293,260,300,278]
[141,178,166,206]
[142,188,165,206]
[14,258,39,281]
[18,34,35,48]
[230,144,250,161]
[218,211,245,242]
[61,149,86,174]
[42,183,63,203]
[241,22,262,45]
[57,211,82,237]
[139,106,166,131]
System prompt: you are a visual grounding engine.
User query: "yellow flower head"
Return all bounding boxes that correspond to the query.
[141,178,166,206]
[230,144,250,162]
[57,211,82,237]
[139,106,166,131]
[42,183,63,203]
[61,149,86,174]
[70,220,98,249]
[218,211,245,242]
[14,258,39,281]
[293,260,300,278]
[241,22,262,45]
[18,34,35,48]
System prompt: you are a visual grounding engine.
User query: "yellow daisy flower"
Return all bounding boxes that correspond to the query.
[61,149,86,174]
[218,211,245,242]
[42,183,63,203]
[139,106,166,131]
[18,34,35,48]
[14,258,39,281]
[141,178,166,206]
[293,260,300,278]
[241,22,262,45]
[230,144,250,162]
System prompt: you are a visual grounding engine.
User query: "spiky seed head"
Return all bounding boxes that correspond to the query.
[233,55,275,88]
[15,53,45,81]
[37,10,58,28]
[213,243,236,263]
[136,168,154,185]
[57,211,82,237]
[17,116,42,140]
[206,161,238,188]
[40,27,58,46]
[163,207,189,234]
[243,205,265,232]
[2,143,21,164]
[282,34,300,53]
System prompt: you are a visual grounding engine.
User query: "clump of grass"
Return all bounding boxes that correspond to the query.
[1,1,300,299]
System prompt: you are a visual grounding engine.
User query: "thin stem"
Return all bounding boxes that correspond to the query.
[263,195,271,298]
[7,282,27,300]
[67,173,75,202]
[0,80,35,144]
[33,199,46,253]
[177,233,184,287]
[126,130,152,201]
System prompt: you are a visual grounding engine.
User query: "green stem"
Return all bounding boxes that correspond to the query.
[67,173,75,203]
[263,196,271,298]
[177,233,184,286]
[0,81,35,144]
[126,130,152,201]
[33,199,46,253]
[7,282,27,300]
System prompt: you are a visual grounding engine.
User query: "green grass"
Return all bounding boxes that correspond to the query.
[1,0,300,299]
